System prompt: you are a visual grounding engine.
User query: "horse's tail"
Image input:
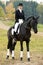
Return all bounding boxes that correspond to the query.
[7,27,13,53]
[7,37,12,54]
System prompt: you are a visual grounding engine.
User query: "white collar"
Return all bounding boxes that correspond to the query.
[18,9,22,13]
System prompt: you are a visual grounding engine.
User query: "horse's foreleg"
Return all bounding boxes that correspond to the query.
[12,39,16,59]
[20,41,23,61]
[26,40,30,61]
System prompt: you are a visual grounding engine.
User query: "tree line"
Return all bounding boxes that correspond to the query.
[0,1,43,24]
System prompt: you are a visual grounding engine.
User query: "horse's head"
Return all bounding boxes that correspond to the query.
[31,16,39,33]
[26,16,39,33]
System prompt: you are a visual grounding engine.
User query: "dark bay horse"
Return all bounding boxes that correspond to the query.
[6,16,39,61]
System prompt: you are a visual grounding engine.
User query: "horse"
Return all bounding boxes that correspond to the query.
[6,16,39,61]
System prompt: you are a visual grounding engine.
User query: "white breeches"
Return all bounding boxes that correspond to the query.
[19,19,23,25]
[12,19,23,35]
[14,23,19,32]
[14,19,23,32]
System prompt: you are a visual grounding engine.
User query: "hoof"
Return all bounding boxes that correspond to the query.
[6,56,9,59]
[20,57,23,61]
[12,57,15,59]
[28,58,30,61]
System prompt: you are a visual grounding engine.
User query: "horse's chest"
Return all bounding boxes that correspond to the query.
[25,32,31,39]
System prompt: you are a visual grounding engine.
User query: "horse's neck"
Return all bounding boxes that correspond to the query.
[22,18,32,29]
[26,16,32,21]
[27,18,32,27]
[23,18,31,25]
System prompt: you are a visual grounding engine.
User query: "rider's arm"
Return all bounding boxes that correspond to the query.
[15,10,18,22]
[22,11,25,21]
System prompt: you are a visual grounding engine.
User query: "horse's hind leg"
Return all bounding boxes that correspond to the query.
[12,39,16,59]
[26,40,30,61]
[6,38,12,59]
[20,41,23,61]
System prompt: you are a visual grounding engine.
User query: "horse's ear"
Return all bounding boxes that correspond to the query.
[36,16,39,20]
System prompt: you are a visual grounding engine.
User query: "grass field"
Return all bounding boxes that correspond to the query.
[0,28,43,65]
[38,24,43,32]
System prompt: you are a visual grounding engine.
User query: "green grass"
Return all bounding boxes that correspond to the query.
[0,29,43,65]
[30,34,43,52]
[0,29,7,51]
[38,24,43,32]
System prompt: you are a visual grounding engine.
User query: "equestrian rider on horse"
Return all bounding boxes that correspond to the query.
[12,3,25,35]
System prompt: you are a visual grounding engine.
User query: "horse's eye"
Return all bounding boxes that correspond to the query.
[35,20,38,24]
[37,22,38,24]
[36,21,38,24]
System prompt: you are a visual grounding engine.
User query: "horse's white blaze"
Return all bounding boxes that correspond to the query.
[27,51,30,58]
[7,49,10,56]
[20,51,23,58]
[12,51,14,57]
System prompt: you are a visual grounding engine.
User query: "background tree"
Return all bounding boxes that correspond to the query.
[0,6,5,19]
[13,1,38,19]
[0,1,43,23]
[37,4,43,23]
[5,3,15,20]
[0,1,5,9]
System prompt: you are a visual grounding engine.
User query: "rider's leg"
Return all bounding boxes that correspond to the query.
[12,23,19,35]
[14,23,19,32]
[12,28,15,35]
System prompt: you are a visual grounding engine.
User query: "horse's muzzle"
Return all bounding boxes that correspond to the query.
[35,30,38,33]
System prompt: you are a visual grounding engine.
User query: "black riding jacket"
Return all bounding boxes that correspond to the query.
[15,9,25,23]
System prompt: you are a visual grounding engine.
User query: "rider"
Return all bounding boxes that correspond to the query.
[12,3,25,35]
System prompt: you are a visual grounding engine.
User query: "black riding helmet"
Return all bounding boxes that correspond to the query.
[18,3,23,6]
